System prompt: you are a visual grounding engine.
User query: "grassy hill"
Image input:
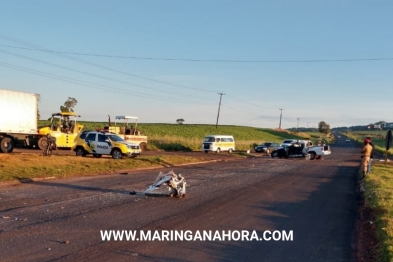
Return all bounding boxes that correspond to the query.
[38,120,328,151]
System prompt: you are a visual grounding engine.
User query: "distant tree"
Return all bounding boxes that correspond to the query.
[36,94,41,120]
[60,97,78,112]
[375,121,386,125]
[176,118,185,124]
[318,121,331,134]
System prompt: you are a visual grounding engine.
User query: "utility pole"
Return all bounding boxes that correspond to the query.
[279,108,283,129]
[216,93,225,129]
[297,118,300,132]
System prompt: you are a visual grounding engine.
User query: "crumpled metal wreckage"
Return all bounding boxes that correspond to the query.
[130,171,188,198]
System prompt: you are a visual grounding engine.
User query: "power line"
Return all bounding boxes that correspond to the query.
[0,36,217,93]
[0,61,216,106]
[0,49,216,101]
[225,94,281,110]
[1,44,393,63]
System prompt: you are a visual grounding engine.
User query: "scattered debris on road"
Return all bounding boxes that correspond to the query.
[130,171,187,198]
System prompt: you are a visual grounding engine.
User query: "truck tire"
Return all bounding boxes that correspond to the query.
[38,137,47,150]
[271,151,278,158]
[283,151,289,159]
[216,148,220,153]
[75,147,86,157]
[112,149,123,159]
[139,142,147,152]
[309,152,316,160]
[0,137,14,153]
[228,148,233,154]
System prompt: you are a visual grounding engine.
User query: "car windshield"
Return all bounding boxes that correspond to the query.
[283,140,294,143]
[204,137,215,142]
[263,142,272,146]
[106,134,125,142]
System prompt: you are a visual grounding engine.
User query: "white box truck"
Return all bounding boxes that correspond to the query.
[0,88,38,153]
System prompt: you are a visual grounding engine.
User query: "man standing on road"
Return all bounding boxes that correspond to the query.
[361,138,373,178]
[365,137,374,174]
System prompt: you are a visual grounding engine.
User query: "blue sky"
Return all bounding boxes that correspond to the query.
[1,1,392,128]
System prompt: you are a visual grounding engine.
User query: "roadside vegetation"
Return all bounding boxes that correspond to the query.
[365,163,393,261]
[0,153,222,182]
[345,131,392,155]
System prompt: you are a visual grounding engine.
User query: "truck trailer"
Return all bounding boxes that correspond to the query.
[0,88,38,153]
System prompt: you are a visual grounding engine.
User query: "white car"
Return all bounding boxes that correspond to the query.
[280,139,298,147]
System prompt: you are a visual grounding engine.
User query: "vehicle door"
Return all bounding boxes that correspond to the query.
[85,133,97,153]
[95,134,112,155]
[215,138,221,150]
[221,138,228,150]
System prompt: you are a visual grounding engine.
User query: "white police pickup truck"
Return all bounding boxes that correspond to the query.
[271,140,331,160]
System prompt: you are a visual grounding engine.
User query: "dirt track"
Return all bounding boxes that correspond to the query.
[0,138,363,261]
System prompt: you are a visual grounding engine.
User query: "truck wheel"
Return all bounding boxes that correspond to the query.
[75,147,86,157]
[112,149,123,159]
[266,149,270,154]
[271,151,278,158]
[309,152,316,160]
[0,137,14,153]
[228,148,233,154]
[139,142,147,152]
[38,137,47,150]
[216,148,220,153]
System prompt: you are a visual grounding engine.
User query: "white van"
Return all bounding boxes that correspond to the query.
[202,135,235,153]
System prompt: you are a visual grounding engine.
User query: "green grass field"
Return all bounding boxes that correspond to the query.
[365,163,393,261]
[38,120,332,151]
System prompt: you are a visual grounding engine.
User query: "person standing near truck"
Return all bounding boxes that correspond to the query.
[365,137,374,174]
[361,138,373,178]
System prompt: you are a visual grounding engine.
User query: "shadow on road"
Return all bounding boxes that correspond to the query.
[20,180,131,195]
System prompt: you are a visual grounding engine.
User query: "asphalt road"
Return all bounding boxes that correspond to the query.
[1,139,362,262]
